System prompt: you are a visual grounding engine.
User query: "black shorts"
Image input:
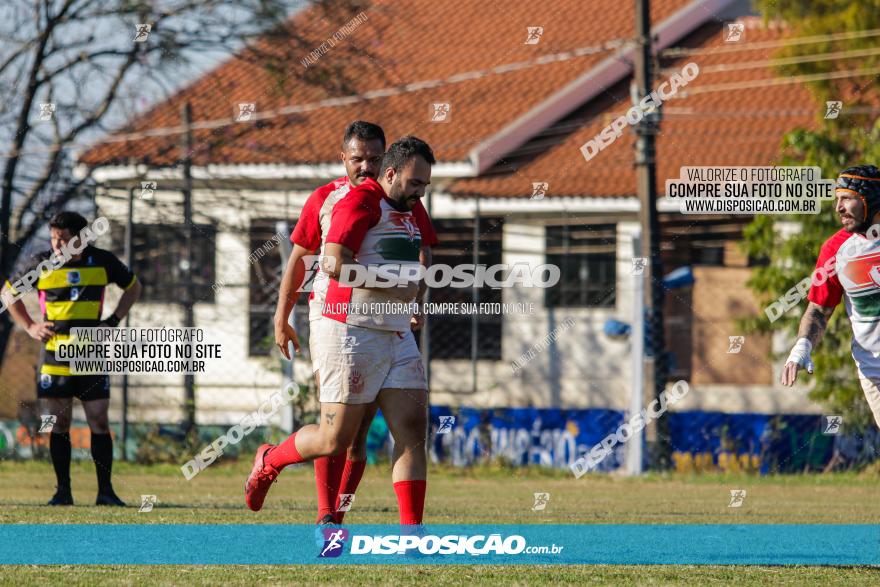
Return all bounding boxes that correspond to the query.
[37,372,110,401]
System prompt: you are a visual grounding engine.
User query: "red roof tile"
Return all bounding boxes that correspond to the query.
[451,19,855,198]
[79,0,692,167]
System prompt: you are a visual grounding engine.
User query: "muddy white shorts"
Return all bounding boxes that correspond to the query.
[857,367,880,429]
[309,318,427,404]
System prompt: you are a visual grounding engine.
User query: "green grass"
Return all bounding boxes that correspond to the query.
[1,459,879,584]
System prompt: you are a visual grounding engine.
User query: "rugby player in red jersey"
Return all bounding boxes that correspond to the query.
[267,123,436,524]
[248,136,435,525]
[782,165,880,428]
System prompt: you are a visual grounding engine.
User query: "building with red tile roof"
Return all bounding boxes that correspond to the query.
[82,1,852,422]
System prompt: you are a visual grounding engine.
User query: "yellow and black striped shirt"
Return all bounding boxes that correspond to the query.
[6,245,136,376]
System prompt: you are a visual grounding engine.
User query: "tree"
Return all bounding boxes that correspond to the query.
[742,0,880,430]
[0,0,372,370]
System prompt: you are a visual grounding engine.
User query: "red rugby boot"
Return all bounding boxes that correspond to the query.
[245,444,280,511]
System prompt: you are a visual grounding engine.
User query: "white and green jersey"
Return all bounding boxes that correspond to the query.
[289,176,436,323]
[322,177,429,332]
[809,228,880,377]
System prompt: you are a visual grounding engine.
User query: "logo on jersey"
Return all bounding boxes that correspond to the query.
[39,374,52,390]
[319,528,349,558]
[838,253,880,315]
[870,265,880,288]
[839,252,880,290]
[388,212,419,241]
[66,270,81,285]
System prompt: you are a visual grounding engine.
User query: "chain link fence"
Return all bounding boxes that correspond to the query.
[1,206,879,475]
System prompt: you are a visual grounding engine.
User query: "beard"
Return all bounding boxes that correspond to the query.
[387,183,412,209]
[841,213,869,233]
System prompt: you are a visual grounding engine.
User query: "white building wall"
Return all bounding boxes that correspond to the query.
[96,187,315,426]
[93,185,824,423]
[428,221,640,411]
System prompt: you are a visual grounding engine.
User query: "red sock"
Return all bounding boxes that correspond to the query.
[335,460,367,523]
[314,453,346,522]
[264,432,304,470]
[393,480,426,525]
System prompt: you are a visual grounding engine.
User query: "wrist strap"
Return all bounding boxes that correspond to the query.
[104,314,120,327]
[787,337,812,367]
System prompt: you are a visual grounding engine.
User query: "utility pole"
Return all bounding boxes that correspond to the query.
[181,102,196,436]
[471,194,480,395]
[121,186,135,460]
[633,0,671,469]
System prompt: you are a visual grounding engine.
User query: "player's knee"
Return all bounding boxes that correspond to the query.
[86,415,109,434]
[51,418,71,433]
[402,412,428,438]
[348,427,370,457]
[88,421,110,434]
[320,430,353,456]
[394,421,427,447]
[347,443,367,461]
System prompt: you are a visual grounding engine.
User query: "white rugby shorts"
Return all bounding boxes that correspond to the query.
[309,318,427,404]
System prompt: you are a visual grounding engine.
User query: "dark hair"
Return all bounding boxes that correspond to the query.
[342,120,385,150]
[381,136,436,174]
[49,211,88,234]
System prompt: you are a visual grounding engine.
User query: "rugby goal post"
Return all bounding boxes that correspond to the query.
[625,230,645,476]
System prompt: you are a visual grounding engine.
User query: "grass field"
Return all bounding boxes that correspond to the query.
[2,459,880,585]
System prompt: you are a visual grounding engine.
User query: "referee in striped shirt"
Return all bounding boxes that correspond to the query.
[2,212,141,506]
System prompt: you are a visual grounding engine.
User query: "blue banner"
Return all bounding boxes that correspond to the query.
[1,524,877,565]
[426,407,872,473]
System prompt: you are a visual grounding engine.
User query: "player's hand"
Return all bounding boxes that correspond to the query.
[27,322,55,342]
[275,320,301,360]
[410,312,424,331]
[781,361,805,386]
[781,338,813,387]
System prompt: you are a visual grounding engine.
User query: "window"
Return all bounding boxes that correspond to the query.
[113,223,217,304]
[248,219,306,356]
[545,223,616,308]
[429,217,503,360]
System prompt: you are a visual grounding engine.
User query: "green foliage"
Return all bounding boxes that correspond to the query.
[742,1,880,430]
[133,423,290,465]
[743,121,880,430]
[135,425,197,465]
[754,0,880,100]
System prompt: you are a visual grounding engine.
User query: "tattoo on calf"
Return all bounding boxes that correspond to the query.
[326,412,336,426]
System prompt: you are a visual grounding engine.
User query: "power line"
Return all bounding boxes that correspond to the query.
[660,26,880,57]
[673,65,880,97]
[0,37,633,159]
[659,46,880,75]
[6,27,880,161]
